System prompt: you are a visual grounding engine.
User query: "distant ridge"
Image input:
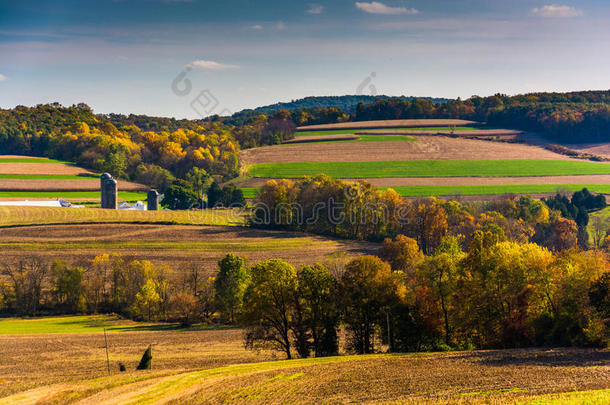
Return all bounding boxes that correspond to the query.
[238,95,452,115]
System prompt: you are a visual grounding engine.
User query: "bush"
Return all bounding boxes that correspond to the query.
[136,346,152,370]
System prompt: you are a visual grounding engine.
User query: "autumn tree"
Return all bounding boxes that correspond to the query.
[340,255,406,354]
[242,259,298,359]
[379,234,423,272]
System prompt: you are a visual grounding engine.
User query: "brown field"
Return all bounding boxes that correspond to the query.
[0,331,607,405]
[0,162,90,175]
[568,142,610,159]
[360,128,523,138]
[296,119,478,131]
[283,134,360,143]
[0,179,147,192]
[241,136,570,165]
[0,223,376,271]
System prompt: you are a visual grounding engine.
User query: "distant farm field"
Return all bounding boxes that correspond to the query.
[249,159,610,179]
[296,119,478,130]
[0,155,147,195]
[294,127,477,137]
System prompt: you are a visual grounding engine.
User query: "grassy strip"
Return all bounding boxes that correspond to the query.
[249,160,610,179]
[0,206,245,227]
[241,184,610,198]
[0,157,71,164]
[0,315,234,335]
[0,174,97,180]
[286,135,416,145]
[295,127,477,137]
[0,238,322,252]
[0,191,147,201]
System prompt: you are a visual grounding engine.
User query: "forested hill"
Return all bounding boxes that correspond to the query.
[237,95,451,115]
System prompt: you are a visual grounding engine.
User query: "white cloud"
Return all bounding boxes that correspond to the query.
[275,21,287,30]
[250,24,264,30]
[531,4,583,18]
[307,4,324,14]
[355,2,418,15]
[187,60,239,70]
[0,74,6,82]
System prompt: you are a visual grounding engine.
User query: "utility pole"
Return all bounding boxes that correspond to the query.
[104,328,111,376]
[386,310,392,353]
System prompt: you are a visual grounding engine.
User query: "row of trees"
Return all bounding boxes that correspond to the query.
[252,176,605,252]
[1,243,608,357]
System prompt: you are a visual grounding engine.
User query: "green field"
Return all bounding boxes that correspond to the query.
[0,157,71,164]
[249,160,610,179]
[0,315,174,334]
[295,127,478,137]
[0,191,147,201]
[0,206,245,227]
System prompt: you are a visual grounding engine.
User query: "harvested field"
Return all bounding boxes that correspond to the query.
[0,206,245,227]
[0,162,90,175]
[241,136,570,165]
[283,134,360,143]
[0,223,376,270]
[0,179,147,192]
[360,128,522,138]
[0,191,146,201]
[0,337,607,404]
[296,119,478,131]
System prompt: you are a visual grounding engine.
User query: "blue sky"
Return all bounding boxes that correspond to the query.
[0,0,609,118]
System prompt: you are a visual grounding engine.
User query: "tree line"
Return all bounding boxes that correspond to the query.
[1,243,608,357]
[251,176,607,251]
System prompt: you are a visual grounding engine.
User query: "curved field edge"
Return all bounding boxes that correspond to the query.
[248,160,610,179]
[0,207,246,227]
[1,354,607,405]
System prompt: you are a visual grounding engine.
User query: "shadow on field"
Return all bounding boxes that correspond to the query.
[449,347,610,368]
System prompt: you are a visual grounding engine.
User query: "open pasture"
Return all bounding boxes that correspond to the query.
[248,159,610,179]
[0,318,607,405]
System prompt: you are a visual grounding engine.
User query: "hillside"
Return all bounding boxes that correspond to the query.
[235,95,451,115]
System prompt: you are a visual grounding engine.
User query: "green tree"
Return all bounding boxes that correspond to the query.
[242,259,298,359]
[340,255,406,354]
[131,279,161,321]
[163,180,197,210]
[185,167,210,202]
[214,254,249,323]
[294,264,339,357]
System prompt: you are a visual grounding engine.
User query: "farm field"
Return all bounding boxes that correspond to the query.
[0,155,147,196]
[294,126,478,137]
[0,316,607,404]
[0,222,375,270]
[248,159,610,179]
[285,134,417,144]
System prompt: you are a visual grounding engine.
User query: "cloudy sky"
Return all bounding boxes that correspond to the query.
[0,0,609,118]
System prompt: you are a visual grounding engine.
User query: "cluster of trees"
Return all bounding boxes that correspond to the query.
[0,104,240,192]
[252,176,605,253]
[230,110,296,148]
